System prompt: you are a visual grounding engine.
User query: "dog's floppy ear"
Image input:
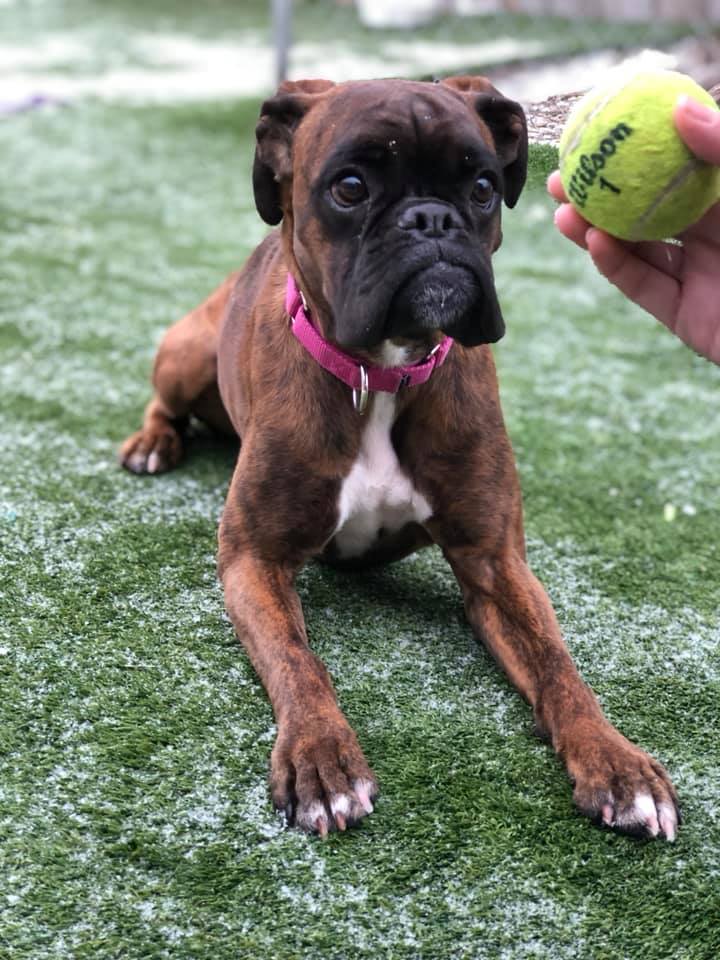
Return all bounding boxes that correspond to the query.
[253,79,336,225]
[441,75,528,209]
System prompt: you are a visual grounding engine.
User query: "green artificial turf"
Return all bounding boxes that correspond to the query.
[2,5,720,960]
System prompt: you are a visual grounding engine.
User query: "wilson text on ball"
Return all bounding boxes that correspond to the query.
[566,122,633,208]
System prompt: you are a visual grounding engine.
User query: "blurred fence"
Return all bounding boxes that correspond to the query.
[453,0,719,19]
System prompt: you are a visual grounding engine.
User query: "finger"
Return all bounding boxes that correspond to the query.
[674,95,720,165]
[586,227,681,328]
[555,203,686,279]
[633,239,685,280]
[546,170,567,203]
[679,198,720,243]
[553,203,591,248]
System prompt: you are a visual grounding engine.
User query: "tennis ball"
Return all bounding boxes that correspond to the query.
[559,69,720,241]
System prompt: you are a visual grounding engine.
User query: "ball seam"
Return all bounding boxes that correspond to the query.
[628,155,705,240]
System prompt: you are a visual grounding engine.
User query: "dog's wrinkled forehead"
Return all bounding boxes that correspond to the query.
[295,80,498,180]
[252,75,527,224]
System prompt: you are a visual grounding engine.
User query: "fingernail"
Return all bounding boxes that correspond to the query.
[677,94,717,125]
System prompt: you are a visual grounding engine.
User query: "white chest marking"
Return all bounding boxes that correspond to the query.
[333,358,432,558]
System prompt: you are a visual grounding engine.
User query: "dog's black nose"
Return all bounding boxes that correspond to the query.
[397,201,462,239]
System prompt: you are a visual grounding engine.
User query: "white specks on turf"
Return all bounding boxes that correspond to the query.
[526,535,720,684]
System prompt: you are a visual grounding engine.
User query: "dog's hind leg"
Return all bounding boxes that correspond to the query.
[120,274,237,474]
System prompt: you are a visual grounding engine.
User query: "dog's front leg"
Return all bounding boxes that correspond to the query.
[446,547,680,840]
[218,543,377,835]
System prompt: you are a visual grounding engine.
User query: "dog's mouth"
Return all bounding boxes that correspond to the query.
[329,243,504,350]
[385,260,483,340]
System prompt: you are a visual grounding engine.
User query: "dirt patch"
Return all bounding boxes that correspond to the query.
[520,33,720,144]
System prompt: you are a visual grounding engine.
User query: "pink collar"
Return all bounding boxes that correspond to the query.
[286,274,453,413]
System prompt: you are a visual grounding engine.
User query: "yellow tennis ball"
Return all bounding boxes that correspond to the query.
[559,69,720,241]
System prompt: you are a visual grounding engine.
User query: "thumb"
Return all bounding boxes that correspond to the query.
[674,94,720,166]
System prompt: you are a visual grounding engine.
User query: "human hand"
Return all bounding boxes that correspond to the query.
[548,94,720,364]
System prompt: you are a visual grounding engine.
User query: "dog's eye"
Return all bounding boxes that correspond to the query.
[471,176,496,210]
[330,174,368,207]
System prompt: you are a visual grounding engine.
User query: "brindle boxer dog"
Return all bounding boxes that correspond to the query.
[121,76,680,839]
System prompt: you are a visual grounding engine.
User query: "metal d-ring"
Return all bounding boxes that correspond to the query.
[352,364,369,415]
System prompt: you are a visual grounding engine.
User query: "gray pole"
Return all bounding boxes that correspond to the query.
[272,0,293,88]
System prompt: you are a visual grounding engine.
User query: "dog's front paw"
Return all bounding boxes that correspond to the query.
[270,717,378,836]
[566,726,680,841]
[120,423,184,475]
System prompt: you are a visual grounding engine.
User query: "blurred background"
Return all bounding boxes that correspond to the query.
[2,0,719,123]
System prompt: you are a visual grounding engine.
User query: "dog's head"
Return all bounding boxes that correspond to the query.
[252,76,527,350]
